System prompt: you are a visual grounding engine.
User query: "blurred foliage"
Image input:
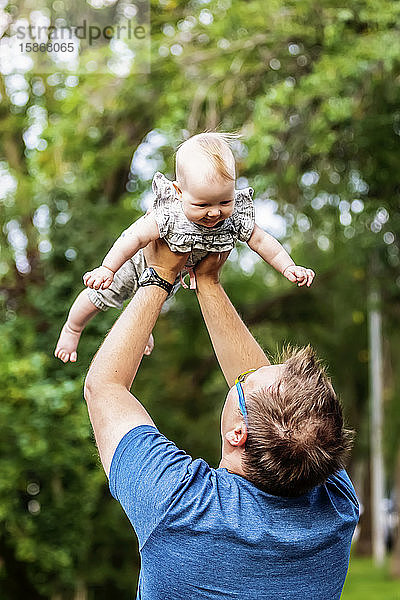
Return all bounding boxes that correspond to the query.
[1,0,400,597]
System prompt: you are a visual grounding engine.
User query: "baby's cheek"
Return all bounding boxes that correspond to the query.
[180,201,190,218]
[225,204,235,218]
[187,204,209,222]
[182,203,197,223]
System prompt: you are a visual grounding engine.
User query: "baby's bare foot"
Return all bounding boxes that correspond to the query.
[54,323,82,363]
[144,333,154,356]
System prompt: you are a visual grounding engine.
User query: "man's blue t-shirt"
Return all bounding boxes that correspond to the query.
[109,425,359,600]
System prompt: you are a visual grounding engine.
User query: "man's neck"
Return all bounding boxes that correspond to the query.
[219,454,246,477]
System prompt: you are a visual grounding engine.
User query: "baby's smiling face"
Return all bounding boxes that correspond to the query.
[173,178,235,228]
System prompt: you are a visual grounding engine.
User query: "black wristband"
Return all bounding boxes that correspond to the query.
[138,267,173,294]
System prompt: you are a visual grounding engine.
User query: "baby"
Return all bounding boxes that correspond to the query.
[54,132,315,363]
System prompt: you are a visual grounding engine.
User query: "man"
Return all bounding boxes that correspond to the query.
[84,240,359,600]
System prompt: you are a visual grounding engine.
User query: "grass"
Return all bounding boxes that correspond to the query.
[341,556,400,599]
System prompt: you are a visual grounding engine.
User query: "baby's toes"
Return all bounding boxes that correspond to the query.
[70,351,77,362]
[55,347,64,359]
[145,334,154,355]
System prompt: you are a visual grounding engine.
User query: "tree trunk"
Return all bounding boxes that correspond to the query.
[355,457,373,556]
[74,578,88,600]
[390,447,400,577]
[368,285,385,565]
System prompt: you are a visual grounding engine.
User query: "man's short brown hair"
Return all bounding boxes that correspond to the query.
[242,346,354,497]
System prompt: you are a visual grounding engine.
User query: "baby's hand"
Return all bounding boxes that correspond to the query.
[283,265,315,287]
[83,266,114,290]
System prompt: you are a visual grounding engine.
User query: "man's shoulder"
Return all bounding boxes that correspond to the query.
[109,424,211,500]
[324,469,360,514]
[108,424,217,548]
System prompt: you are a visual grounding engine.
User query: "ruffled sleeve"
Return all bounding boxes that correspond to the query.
[235,187,255,242]
[151,172,176,238]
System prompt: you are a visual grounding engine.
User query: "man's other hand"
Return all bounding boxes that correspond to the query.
[143,239,189,284]
[194,251,231,285]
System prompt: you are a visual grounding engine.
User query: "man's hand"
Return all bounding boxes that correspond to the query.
[83,265,114,290]
[194,251,231,285]
[143,239,189,284]
[282,265,315,287]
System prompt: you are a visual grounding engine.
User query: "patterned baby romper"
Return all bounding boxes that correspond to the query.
[88,172,255,311]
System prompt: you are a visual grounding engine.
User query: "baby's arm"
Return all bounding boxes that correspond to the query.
[84,212,160,290]
[248,224,315,287]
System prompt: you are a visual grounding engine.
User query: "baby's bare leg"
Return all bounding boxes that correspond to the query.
[144,333,154,356]
[89,252,156,356]
[55,289,101,363]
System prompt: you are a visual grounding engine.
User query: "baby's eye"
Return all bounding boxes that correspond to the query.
[197,204,208,208]
[221,200,233,205]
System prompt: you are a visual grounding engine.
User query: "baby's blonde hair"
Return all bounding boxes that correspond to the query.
[176,132,238,187]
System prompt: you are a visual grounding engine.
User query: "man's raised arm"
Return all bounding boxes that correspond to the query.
[195,254,270,388]
[84,241,188,476]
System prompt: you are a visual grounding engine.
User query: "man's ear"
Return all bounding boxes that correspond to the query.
[225,423,247,447]
[173,181,182,198]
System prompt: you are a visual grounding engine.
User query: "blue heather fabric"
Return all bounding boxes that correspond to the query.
[109,425,359,600]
